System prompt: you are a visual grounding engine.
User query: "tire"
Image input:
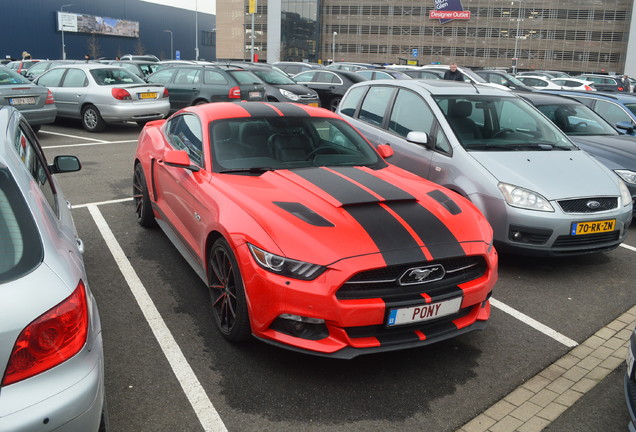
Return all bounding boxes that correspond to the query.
[329,97,342,112]
[208,238,251,341]
[194,99,208,106]
[133,164,156,228]
[31,125,41,133]
[136,120,148,127]
[82,104,106,132]
[98,395,109,432]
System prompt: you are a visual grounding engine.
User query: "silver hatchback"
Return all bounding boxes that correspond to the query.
[0,106,107,430]
[338,80,633,256]
[34,63,170,132]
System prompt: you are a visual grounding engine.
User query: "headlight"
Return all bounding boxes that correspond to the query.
[248,244,326,280]
[498,183,554,212]
[615,174,633,207]
[615,169,636,185]
[280,89,300,101]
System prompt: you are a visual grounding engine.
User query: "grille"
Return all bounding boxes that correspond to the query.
[558,197,617,213]
[337,256,487,301]
[552,230,620,247]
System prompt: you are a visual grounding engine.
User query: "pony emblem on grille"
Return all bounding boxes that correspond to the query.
[399,265,446,286]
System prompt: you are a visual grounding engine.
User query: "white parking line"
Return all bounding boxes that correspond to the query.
[490,298,579,347]
[621,243,636,252]
[73,197,133,209]
[40,130,110,143]
[43,139,138,149]
[87,205,228,432]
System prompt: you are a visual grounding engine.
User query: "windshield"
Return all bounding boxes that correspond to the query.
[210,117,384,172]
[534,103,618,136]
[250,69,295,85]
[0,68,31,85]
[90,68,145,85]
[433,95,576,151]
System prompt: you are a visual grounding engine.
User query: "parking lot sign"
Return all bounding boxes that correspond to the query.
[412,48,418,57]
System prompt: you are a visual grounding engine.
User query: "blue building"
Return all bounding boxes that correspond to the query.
[1,0,216,61]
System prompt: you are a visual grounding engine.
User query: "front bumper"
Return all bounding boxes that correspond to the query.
[96,99,170,123]
[0,334,105,432]
[236,241,497,358]
[477,194,632,256]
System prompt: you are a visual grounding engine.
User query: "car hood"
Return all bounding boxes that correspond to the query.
[569,135,636,171]
[216,165,491,265]
[469,150,620,200]
[272,83,318,97]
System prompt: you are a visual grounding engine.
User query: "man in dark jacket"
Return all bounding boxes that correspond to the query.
[444,62,464,81]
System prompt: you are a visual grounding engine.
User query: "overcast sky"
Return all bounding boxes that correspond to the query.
[141,0,215,15]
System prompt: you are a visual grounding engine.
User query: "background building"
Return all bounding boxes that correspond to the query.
[217,0,636,75]
[1,0,216,62]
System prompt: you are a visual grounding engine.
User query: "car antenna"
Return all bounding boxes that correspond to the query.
[470,80,481,94]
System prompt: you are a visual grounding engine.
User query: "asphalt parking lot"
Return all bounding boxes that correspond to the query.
[38,119,635,432]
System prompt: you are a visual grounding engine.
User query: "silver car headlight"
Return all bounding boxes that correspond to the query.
[280,89,300,101]
[248,244,326,280]
[614,173,633,207]
[498,182,554,212]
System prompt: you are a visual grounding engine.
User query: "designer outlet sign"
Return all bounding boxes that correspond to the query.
[430,0,471,24]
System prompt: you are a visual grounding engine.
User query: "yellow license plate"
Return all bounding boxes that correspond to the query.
[308,103,320,107]
[139,92,157,99]
[570,219,616,235]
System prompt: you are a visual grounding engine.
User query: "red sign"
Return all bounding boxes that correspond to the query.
[429,10,471,20]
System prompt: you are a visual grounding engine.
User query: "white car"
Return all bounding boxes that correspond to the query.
[33,64,170,132]
[516,75,563,90]
[551,78,596,91]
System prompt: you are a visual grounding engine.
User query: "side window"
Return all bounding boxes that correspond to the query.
[62,69,87,87]
[388,89,434,137]
[339,86,367,117]
[356,70,374,80]
[203,70,229,84]
[359,86,393,127]
[166,115,204,167]
[293,71,315,82]
[147,68,175,85]
[14,124,57,215]
[174,68,201,85]
[316,72,342,84]
[434,127,452,154]
[595,100,631,124]
[37,68,66,87]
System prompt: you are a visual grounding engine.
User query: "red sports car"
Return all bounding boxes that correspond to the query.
[133,102,498,358]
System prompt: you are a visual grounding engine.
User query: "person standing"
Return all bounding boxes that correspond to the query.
[443,62,464,81]
[621,74,632,93]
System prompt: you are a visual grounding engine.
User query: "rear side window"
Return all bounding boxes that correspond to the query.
[358,86,393,126]
[339,86,367,117]
[204,70,229,84]
[0,168,43,282]
[227,70,262,85]
[62,69,88,87]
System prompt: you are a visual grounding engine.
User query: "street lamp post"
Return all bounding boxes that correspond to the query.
[60,4,73,60]
[332,31,337,63]
[194,0,199,60]
[163,30,173,60]
[512,0,524,74]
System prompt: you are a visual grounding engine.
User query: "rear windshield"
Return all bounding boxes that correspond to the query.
[0,167,43,283]
[227,70,264,85]
[90,68,145,85]
[0,68,31,85]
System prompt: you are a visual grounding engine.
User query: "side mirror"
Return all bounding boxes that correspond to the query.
[615,121,634,134]
[163,150,200,172]
[50,155,81,174]
[377,144,394,158]
[406,131,431,148]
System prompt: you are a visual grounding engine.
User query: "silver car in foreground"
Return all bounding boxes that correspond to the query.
[33,63,170,132]
[338,80,633,256]
[0,106,107,430]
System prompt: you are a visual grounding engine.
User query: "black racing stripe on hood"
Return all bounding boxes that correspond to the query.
[239,103,281,117]
[273,103,310,117]
[294,167,378,205]
[427,190,462,215]
[385,201,465,259]
[346,204,426,266]
[273,201,335,227]
[330,166,415,201]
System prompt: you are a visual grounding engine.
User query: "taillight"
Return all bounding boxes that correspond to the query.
[584,85,593,91]
[618,87,624,92]
[45,89,55,105]
[112,88,132,100]
[2,281,89,387]
[163,87,169,98]
[228,86,241,99]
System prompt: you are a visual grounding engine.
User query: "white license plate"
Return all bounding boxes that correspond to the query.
[10,97,35,105]
[628,345,635,378]
[249,91,261,98]
[387,297,462,327]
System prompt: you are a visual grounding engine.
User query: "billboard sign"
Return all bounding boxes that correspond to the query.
[57,12,139,38]
[431,0,470,24]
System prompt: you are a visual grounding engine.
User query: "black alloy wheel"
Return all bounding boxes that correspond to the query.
[132,164,156,227]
